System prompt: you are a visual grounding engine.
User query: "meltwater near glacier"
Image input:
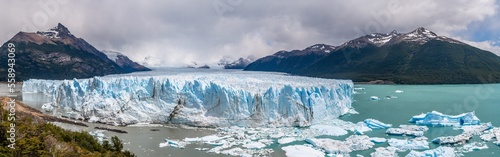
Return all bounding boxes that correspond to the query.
[22,68,354,127]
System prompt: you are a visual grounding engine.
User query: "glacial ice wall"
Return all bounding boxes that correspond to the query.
[22,71,353,127]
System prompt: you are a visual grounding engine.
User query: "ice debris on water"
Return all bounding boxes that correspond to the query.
[405,147,455,157]
[386,125,428,137]
[370,96,380,101]
[370,147,398,157]
[388,138,429,151]
[281,145,324,157]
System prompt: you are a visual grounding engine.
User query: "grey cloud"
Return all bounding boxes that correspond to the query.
[1,0,498,66]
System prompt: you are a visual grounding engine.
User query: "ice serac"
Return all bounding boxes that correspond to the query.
[22,71,353,127]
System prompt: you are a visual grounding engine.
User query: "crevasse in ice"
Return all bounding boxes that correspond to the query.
[22,71,353,127]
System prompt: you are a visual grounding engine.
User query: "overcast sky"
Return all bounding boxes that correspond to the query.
[1,0,500,66]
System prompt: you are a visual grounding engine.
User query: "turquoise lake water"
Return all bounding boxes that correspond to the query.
[340,84,500,156]
[4,82,500,156]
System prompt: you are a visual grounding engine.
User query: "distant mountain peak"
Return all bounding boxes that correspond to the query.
[36,23,72,39]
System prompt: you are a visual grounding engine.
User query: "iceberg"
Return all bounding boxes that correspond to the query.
[370,96,380,101]
[387,138,429,150]
[431,133,472,145]
[386,128,424,137]
[408,111,480,126]
[23,70,353,127]
[364,119,392,129]
[278,137,297,145]
[281,145,325,157]
[405,147,455,157]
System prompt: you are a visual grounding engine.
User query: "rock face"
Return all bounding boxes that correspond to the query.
[0,23,150,81]
[102,51,150,73]
[245,27,500,84]
[245,44,337,73]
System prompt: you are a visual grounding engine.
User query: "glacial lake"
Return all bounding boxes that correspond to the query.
[3,81,500,157]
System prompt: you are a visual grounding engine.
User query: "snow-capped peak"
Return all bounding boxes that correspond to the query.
[402,27,438,43]
[36,23,72,39]
[304,44,338,52]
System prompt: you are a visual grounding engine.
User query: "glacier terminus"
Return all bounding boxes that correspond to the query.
[22,69,354,127]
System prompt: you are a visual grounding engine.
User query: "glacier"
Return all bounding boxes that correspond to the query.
[22,69,353,127]
[408,111,481,126]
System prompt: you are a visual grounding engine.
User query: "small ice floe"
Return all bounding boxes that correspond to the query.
[388,138,429,150]
[353,122,372,135]
[384,96,398,99]
[370,96,380,101]
[386,125,428,137]
[370,147,398,157]
[278,137,297,145]
[386,128,424,137]
[405,147,455,157]
[41,103,54,112]
[456,142,489,154]
[479,127,500,146]
[364,119,392,129]
[159,139,185,149]
[408,111,481,126]
[369,137,387,144]
[431,133,472,145]
[242,141,266,149]
[307,125,348,136]
[306,135,374,155]
[395,90,404,93]
[88,130,107,143]
[354,87,366,91]
[281,145,325,157]
[461,122,492,135]
[305,138,351,154]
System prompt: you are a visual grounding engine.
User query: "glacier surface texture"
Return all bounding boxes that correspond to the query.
[23,70,353,127]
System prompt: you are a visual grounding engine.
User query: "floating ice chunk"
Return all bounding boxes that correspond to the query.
[388,138,429,150]
[353,122,373,135]
[406,147,455,157]
[41,103,53,112]
[395,90,403,93]
[461,122,492,135]
[364,119,392,129]
[220,148,252,157]
[305,138,351,154]
[281,145,325,157]
[242,142,266,149]
[345,135,375,151]
[354,87,365,91]
[386,128,424,137]
[409,111,480,126]
[308,125,349,136]
[159,139,185,149]
[399,125,429,132]
[370,147,398,157]
[479,127,500,145]
[456,142,489,154]
[370,96,380,101]
[88,116,100,123]
[278,137,297,145]
[432,133,472,145]
[370,137,387,143]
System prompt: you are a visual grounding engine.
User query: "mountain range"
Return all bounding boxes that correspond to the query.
[0,23,149,81]
[245,27,500,84]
